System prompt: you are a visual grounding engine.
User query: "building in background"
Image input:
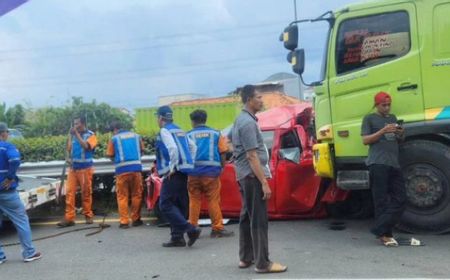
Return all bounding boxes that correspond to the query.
[158,94,207,106]
[262,72,314,101]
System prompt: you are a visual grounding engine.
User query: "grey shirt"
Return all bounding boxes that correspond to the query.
[230,109,271,181]
[361,113,400,168]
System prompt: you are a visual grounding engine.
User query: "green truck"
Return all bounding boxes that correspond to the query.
[282,0,450,233]
[135,99,242,136]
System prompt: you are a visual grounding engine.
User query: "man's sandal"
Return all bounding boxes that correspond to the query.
[397,237,424,246]
[238,261,253,269]
[381,237,399,247]
[255,262,288,273]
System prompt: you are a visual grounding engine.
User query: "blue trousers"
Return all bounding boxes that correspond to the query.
[159,172,194,240]
[0,190,37,259]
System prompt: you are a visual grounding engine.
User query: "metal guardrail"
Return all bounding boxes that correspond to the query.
[19,155,156,177]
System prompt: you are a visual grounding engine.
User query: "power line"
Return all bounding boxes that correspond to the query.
[0,21,289,54]
[0,46,324,86]
[0,30,283,63]
[1,58,286,89]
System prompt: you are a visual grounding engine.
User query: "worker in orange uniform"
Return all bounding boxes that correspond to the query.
[187,109,234,238]
[58,116,97,227]
[106,120,145,228]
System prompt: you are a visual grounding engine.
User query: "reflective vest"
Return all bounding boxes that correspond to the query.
[0,141,21,191]
[155,123,194,176]
[111,131,142,175]
[187,126,222,177]
[71,130,95,170]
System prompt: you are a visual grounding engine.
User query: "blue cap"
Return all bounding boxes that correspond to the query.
[156,105,173,120]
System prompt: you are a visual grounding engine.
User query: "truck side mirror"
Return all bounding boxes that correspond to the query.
[281,25,298,51]
[287,49,305,75]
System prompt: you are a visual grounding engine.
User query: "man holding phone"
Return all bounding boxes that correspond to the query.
[361,91,406,246]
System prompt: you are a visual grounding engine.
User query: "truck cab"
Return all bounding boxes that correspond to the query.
[282,0,450,233]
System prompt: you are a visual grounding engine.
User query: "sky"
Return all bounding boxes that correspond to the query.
[0,0,359,110]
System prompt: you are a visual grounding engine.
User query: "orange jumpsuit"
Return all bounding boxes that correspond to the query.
[107,138,145,225]
[65,134,97,222]
[188,135,228,231]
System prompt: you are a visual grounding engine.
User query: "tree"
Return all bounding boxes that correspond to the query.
[5,104,26,127]
[0,103,6,123]
[24,97,133,137]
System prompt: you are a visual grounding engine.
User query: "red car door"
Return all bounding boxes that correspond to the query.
[272,126,322,217]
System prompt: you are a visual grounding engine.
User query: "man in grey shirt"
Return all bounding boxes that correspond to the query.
[361,91,406,246]
[230,85,287,274]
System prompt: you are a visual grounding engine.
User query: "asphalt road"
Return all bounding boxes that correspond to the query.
[1,214,449,280]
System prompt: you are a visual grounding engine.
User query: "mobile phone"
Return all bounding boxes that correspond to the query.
[396,119,404,127]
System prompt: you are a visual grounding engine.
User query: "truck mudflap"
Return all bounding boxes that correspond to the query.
[313,143,334,178]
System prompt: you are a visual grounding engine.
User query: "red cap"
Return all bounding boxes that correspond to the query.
[374,91,391,105]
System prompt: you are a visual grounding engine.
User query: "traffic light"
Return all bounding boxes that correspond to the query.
[287,49,305,75]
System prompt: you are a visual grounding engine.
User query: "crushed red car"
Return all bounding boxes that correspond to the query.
[145,103,348,220]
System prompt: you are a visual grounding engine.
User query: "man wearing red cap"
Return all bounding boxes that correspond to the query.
[361,91,406,246]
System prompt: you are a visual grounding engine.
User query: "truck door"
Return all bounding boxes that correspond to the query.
[327,3,423,159]
[273,127,321,214]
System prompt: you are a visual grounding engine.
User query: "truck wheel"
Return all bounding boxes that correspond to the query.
[398,140,450,234]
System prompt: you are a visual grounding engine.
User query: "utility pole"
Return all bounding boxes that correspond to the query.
[293,0,304,100]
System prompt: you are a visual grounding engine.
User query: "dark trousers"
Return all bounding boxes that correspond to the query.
[159,171,193,240]
[238,176,270,270]
[369,164,406,237]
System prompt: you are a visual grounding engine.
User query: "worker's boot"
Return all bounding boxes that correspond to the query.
[162,238,186,247]
[57,220,75,228]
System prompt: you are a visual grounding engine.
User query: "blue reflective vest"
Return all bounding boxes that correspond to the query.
[71,130,95,170]
[111,130,142,175]
[155,123,194,176]
[187,125,222,177]
[0,141,21,191]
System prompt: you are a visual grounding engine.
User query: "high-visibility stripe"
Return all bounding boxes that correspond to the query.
[116,136,125,162]
[135,136,141,159]
[116,160,142,168]
[72,159,93,163]
[195,160,221,166]
[0,170,8,173]
[209,132,215,161]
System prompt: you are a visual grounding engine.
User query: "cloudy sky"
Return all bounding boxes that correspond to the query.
[0,0,359,109]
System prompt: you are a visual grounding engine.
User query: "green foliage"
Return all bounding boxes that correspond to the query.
[11,133,156,162]
[21,96,133,137]
[5,104,26,127]
[0,103,6,123]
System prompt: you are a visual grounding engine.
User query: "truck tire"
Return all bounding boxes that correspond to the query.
[398,140,450,234]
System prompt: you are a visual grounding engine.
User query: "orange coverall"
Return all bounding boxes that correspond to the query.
[188,136,228,231]
[65,135,97,222]
[107,139,145,225]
